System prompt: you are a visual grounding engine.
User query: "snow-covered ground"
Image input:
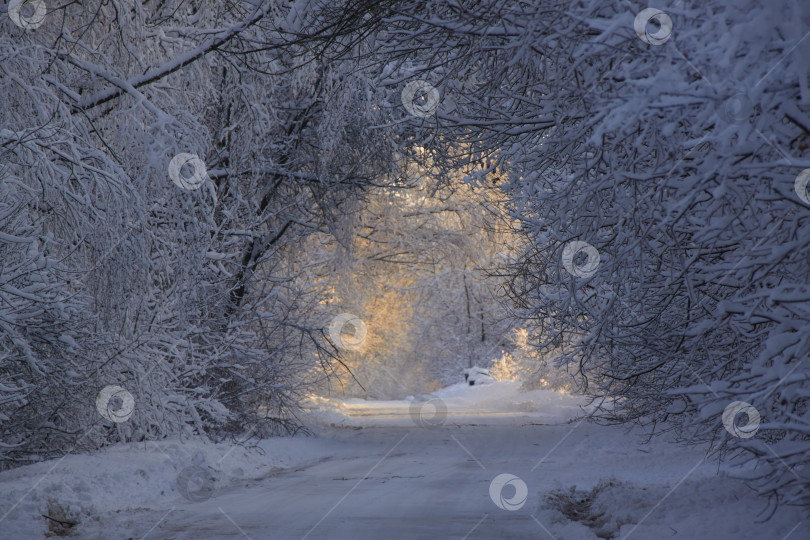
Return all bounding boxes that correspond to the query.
[1,382,807,539]
[303,380,587,427]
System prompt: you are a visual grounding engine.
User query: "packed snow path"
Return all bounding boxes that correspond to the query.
[2,383,807,539]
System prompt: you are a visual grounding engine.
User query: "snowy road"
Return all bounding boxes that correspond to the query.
[2,383,807,539]
[76,386,806,540]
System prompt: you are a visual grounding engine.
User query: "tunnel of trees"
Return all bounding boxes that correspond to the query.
[1,0,808,508]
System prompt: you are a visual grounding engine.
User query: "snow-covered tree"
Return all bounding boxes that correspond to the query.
[0,0,396,465]
[302,153,521,398]
[316,0,810,508]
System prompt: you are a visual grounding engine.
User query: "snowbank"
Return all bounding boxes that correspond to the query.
[0,436,338,539]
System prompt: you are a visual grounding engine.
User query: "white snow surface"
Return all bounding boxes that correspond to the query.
[303,381,588,427]
[1,382,807,539]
